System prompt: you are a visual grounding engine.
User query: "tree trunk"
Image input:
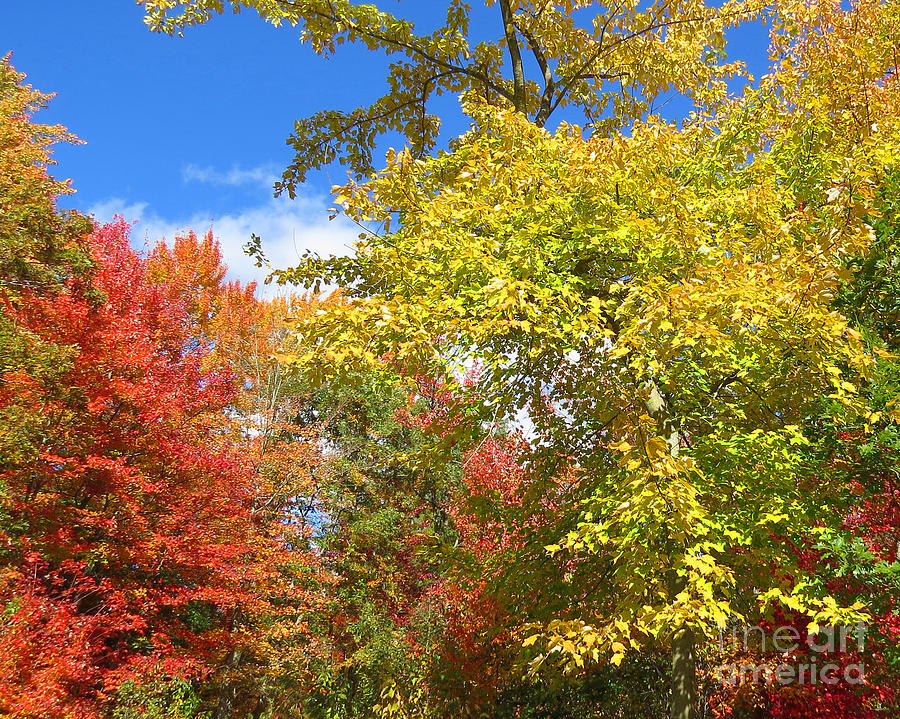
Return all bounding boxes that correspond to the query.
[643,380,697,719]
[671,628,698,719]
[213,648,242,719]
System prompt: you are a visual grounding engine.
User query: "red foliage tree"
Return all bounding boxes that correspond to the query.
[0,220,292,718]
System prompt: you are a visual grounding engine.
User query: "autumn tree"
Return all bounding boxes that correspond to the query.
[0,181,328,719]
[0,57,94,473]
[270,1,900,717]
[137,0,756,192]
[0,56,91,298]
[705,79,900,717]
[145,228,343,718]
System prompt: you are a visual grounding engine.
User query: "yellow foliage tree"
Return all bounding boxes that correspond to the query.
[137,0,759,192]
[272,1,900,716]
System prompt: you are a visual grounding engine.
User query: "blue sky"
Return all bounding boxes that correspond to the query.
[1,2,769,286]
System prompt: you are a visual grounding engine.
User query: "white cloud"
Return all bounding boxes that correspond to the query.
[90,198,151,225]
[181,163,280,188]
[89,194,360,297]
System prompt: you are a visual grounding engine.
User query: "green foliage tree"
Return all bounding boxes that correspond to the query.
[280,368,470,718]
[0,56,91,298]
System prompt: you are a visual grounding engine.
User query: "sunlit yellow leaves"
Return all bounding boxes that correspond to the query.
[285,68,895,659]
[526,618,638,675]
[139,0,765,188]
[257,0,900,686]
[644,436,671,462]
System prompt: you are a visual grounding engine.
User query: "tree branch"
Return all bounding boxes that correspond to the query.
[498,0,527,113]
[278,0,517,106]
[550,11,724,120]
[514,18,555,126]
